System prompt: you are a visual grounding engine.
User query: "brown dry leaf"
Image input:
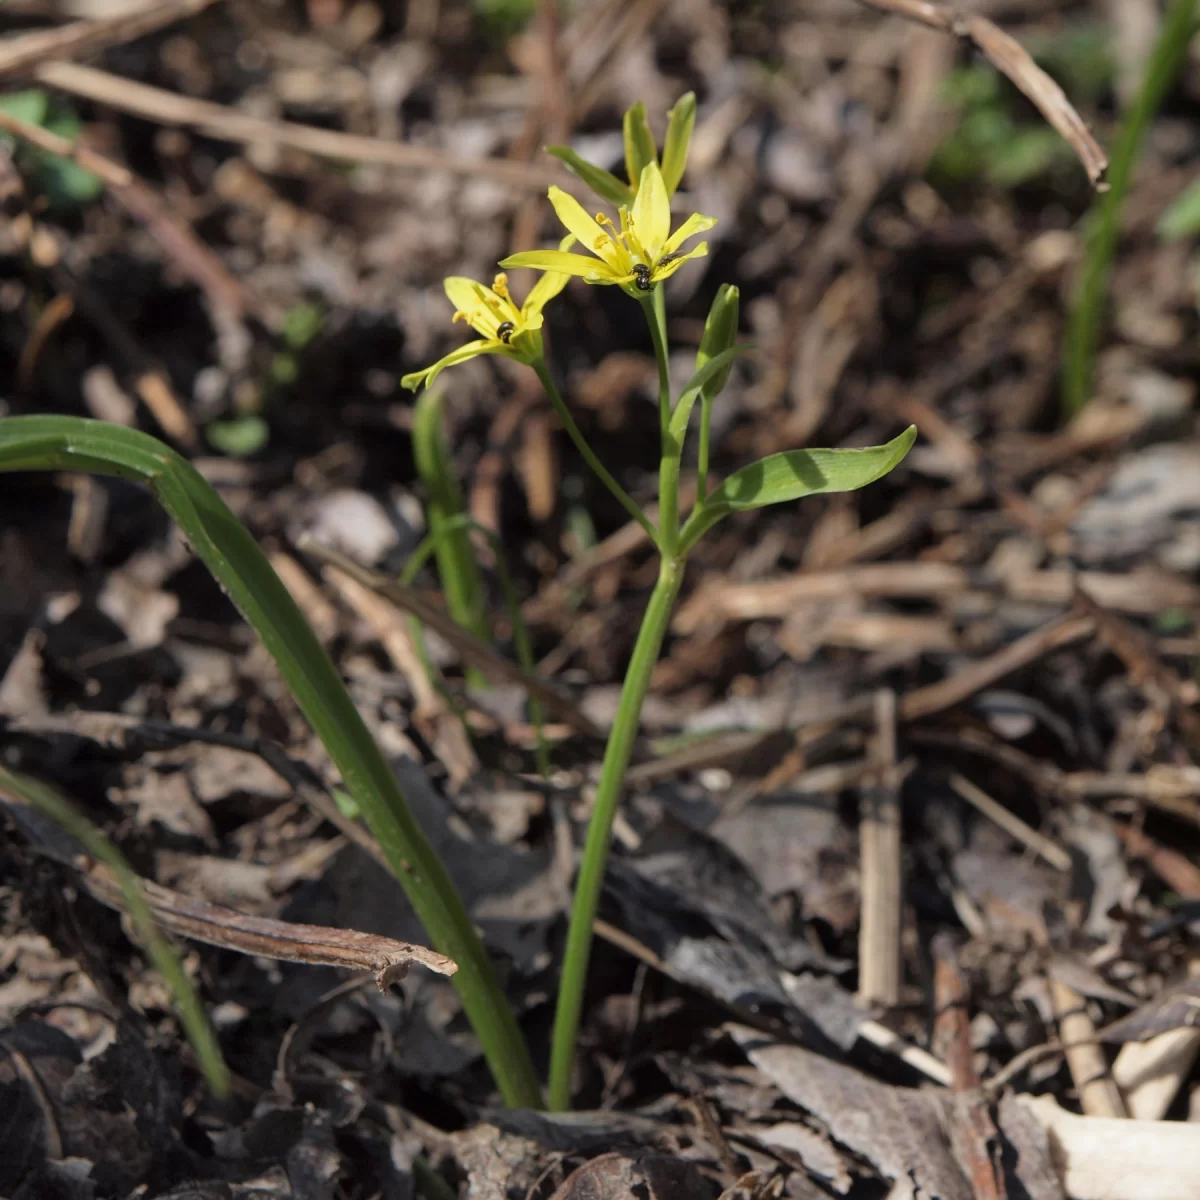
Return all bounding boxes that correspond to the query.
[548,1151,718,1200]
[729,1025,971,1200]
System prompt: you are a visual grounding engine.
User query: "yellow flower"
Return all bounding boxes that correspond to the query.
[401,269,568,391]
[500,162,715,295]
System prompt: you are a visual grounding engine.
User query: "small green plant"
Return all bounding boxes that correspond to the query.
[1062,0,1199,416]
[0,94,914,1112]
[0,765,229,1097]
[0,89,102,208]
[403,93,914,1108]
[206,303,326,458]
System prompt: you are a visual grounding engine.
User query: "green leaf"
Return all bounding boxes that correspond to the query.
[668,343,751,441]
[695,284,740,401]
[1159,179,1200,240]
[282,301,325,350]
[206,416,269,457]
[0,89,48,127]
[546,146,634,208]
[622,101,658,191]
[679,425,917,553]
[0,415,541,1109]
[0,765,230,1098]
[659,92,696,194]
[412,390,490,664]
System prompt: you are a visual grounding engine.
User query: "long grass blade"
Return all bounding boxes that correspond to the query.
[0,415,541,1108]
[0,765,230,1097]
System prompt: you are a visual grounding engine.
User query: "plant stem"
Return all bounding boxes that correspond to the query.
[546,556,684,1110]
[534,359,659,547]
[641,292,678,552]
[697,391,713,501]
[1061,0,1198,417]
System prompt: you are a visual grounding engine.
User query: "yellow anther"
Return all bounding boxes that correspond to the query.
[492,273,510,297]
[452,310,468,323]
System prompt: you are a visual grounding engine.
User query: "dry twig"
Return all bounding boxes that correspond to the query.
[298,536,603,740]
[855,0,1108,186]
[84,861,456,991]
[1049,976,1127,1118]
[33,60,566,190]
[858,689,902,1007]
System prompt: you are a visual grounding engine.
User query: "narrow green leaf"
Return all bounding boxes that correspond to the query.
[412,391,490,678]
[546,146,634,209]
[0,415,542,1109]
[668,343,752,441]
[0,766,230,1098]
[622,101,658,191]
[695,284,740,401]
[659,92,696,194]
[694,284,740,496]
[1062,0,1198,417]
[679,425,917,553]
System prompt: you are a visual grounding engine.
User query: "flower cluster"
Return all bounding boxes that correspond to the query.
[403,97,713,392]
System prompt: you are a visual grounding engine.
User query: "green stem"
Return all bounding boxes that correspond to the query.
[1061,0,1198,417]
[546,556,685,1110]
[697,391,713,501]
[641,293,678,552]
[533,359,659,547]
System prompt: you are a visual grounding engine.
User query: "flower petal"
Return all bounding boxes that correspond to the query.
[523,270,569,316]
[401,340,507,391]
[631,163,670,258]
[443,276,503,338]
[547,187,617,264]
[500,249,621,283]
[661,211,717,257]
[652,241,708,282]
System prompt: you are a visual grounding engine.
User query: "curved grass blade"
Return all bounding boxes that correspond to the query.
[1061,0,1198,417]
[0,765,230,1097]
[0,415,541,1109]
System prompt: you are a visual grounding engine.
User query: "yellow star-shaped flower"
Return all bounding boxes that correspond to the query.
[500,162,715,295]
[401,269,569,392]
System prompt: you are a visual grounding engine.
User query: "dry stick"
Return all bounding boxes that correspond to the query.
[858,689,902,1007]
[931,934,1004,1200]
[34,60,567,190]
[297,535,603,741]
[0,0,221,78]
[1112,961,1200,1121]
[855,0,1108,186]
[1019,1094,1200,1200]
[900,614,1094,722]
[83,861,456,991]
[322,563,480,789]
[1049,976,1128,1118]
[948,773,1072,872]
